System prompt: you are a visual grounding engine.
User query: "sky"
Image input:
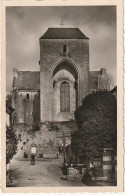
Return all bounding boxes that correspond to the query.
[6,6,116,93]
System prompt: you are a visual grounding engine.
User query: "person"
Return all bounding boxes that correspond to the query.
[82,168,92,185]
[31,154,35,165]
[30,141,37,165]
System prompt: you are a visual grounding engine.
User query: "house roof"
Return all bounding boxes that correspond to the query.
[111,86,117,93]
[13,71,40,90]
[40,28,89,39]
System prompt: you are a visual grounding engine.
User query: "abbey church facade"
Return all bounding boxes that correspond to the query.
[12,28,109,124]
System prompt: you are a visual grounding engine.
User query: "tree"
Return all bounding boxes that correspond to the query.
[72,91,117,162]
[6,125,18,164]
[6,93,12,107]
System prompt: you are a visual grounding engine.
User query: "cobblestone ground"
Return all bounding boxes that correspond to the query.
[8,158,85,187]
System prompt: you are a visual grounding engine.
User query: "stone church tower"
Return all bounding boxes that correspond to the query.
[40,28,89,122]
[12,28,110,123]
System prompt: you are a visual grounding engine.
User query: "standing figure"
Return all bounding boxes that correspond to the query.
[30,142,37,165]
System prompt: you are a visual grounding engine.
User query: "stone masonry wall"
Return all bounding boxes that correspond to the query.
[13,121,78,160]
[12,91,40,123]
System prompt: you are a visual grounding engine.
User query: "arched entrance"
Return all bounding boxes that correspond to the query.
[52,60,79,121]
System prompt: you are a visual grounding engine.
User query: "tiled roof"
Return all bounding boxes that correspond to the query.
[13,71,40,90]
[40,28,89,39]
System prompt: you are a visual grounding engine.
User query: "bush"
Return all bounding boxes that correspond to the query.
[72,91,117,162]
[6,125,18,164]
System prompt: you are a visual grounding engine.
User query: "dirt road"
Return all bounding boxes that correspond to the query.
[9,158,85,187]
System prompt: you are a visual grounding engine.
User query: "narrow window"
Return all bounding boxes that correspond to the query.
[63,45,67,53]
[60,81,70,112]
[27,94,29,99]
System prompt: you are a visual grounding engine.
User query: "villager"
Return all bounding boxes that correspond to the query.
[30,142,37,165]
[82,168,92,185]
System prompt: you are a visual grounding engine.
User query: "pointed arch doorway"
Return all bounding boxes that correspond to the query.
[52,60,79,121]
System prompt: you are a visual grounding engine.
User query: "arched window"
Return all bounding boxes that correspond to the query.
[60,81,70,112]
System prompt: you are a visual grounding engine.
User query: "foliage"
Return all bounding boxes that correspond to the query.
[6,93,12,107]
[6,125,18,164]
[72,91,117,162]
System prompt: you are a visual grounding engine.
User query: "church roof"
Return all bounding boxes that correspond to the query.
[40,28,89,39]
[13,71,40,90]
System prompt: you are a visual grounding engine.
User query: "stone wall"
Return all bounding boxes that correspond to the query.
[13,121,78,160]
[12,91,40,123]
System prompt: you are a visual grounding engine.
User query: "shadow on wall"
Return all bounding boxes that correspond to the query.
[33,93,40,123]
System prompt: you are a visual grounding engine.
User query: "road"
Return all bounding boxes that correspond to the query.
[8,158,85,187]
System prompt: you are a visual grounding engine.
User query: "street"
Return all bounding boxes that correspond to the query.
[8,158,85,187]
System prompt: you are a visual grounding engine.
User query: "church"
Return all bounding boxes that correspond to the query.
[12,28,109,124]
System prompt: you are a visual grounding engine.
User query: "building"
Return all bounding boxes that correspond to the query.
[6,103,15,126]
[10,28,110,160]
[12,28,110,124]
[111,86,117,100]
